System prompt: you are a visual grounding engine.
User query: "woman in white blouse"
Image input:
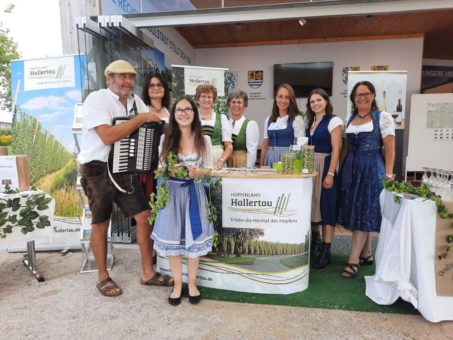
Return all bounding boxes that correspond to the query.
[195,84,233,169]
[259,83,305,167]
[227,90,259,168]
[305,88,343,269]
[338,80,395,278]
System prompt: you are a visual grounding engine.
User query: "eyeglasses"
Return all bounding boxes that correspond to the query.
[355,92,372,99]
[175,107,194,115]
[149,83,163,89]
[200,95,213,100]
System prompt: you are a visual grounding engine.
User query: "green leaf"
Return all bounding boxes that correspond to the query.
[28,211,39,220]
[36,220,50,228]
[0,219,6,227]
[21,228,28,235]
[11,202,21,212]
[0,203,6,210]
[37,205,48,210]
[0,212,7,219]
[38,216,49,222]
[41,197,52,205]
[8,215,17,223]
[19,207,32,217]
[4,225,13,233]
[18,218,31,226]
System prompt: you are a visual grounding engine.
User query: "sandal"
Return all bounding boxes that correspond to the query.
[360,255,374,266]
[341,263,359,278]
[140,273,174,286]
[96,277,123,297]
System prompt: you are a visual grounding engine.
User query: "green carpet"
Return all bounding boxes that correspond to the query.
[198,253,419,315]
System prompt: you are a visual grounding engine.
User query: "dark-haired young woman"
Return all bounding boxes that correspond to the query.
[152,96,214,305]
[305,88,343,269]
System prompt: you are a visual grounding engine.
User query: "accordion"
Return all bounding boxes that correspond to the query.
[108,117,164,174]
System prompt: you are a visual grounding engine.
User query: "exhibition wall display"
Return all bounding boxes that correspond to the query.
[406,93,453,172]
[195,37,423,140]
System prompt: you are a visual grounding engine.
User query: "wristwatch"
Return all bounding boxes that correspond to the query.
[219,158,225,163]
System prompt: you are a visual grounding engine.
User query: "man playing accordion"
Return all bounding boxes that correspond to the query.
[77,60,174,297]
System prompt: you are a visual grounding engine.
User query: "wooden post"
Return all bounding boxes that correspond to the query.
[0,147,7,155]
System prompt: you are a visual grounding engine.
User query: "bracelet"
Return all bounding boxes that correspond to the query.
[386,173,394,179]
[327,172,335,177]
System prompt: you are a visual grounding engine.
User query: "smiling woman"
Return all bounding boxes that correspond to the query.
[259,83,305,167]
[338,80,395,279]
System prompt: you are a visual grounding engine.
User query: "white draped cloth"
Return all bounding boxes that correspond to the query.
[365,190,453,323]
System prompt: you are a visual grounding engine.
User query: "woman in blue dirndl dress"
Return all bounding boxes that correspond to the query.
[305,88,343,269]
[259,83,305,166]
[152,96,214,305]
[338,81,395,278]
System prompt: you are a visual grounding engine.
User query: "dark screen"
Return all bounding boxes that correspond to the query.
[273,62,333,97]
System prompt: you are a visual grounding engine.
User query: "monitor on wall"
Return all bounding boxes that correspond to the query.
[273,62,334,97]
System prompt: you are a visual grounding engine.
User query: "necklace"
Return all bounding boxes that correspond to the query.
[311,114,324,132]
[357,112,370,119]
[200,111,211,120]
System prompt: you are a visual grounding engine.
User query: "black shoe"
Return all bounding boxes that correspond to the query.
[313,242,331,269]
[168,290,182,306]
[310,232,322,258]
[189,292,202,305]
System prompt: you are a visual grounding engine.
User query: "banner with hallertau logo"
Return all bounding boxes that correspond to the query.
[183,66,226,96]
[222,178,309,240]
[23,56,75,91]
[157,176,314,294]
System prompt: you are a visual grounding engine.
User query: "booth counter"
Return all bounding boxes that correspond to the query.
[156,171,316,295]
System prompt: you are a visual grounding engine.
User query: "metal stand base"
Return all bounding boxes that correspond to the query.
[80,238,115,273]
[22,240,45,282]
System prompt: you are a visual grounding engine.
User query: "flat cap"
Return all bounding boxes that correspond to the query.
[104,60,137,77]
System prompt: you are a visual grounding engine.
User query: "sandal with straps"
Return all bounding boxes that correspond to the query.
[359,255,374,266]
[96,277,123,297]
[140,272,174,286]
[341,263,360,278]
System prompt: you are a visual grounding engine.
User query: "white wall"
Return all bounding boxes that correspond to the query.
[195,38,423,140]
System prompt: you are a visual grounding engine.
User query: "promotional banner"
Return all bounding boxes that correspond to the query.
[11,55,86,151]
[23,56,75,91]
[347,71,407,121]
[157,176,313,294]
[183,66,226,97]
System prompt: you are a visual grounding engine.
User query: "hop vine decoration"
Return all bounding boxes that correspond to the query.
[384,179,453,259]
[0,189,52,238]
[148,152,218,225]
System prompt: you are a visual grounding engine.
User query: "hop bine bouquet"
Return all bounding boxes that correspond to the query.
[148,152,220,225]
